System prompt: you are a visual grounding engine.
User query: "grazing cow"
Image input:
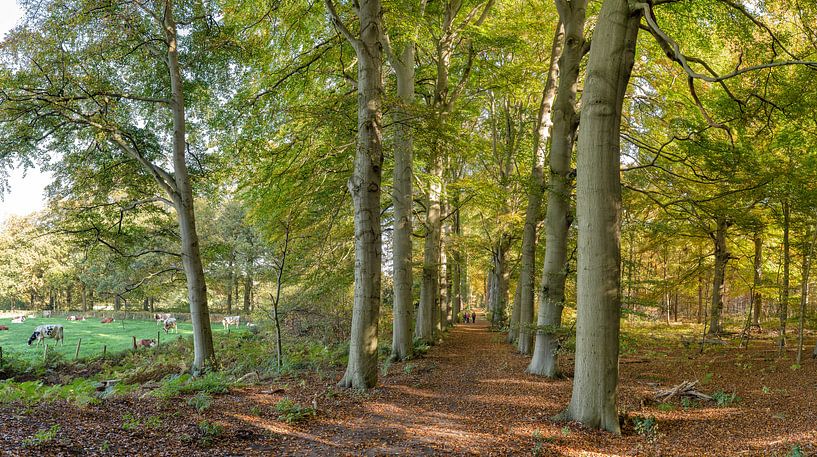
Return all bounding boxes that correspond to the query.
[100,317,114,324]
[163,317,178,334]
[137,339,156,348]
[222,316,240,329]
[0,325,8,331]
[11,316,26,324]
[28,325,64,346]
[42,310,52,317]
[246,323,259,334]
[67,315,79,321]
[154,313,173,325]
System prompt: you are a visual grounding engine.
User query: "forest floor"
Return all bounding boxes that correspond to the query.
[2,316,817,456]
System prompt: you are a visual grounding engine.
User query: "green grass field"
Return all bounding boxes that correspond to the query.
[0,317,220,362]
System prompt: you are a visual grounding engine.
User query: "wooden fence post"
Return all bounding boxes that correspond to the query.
[43,344,48,363]
[74,338,82,360]
[0,346,3,368]
[132,336,137,351]
[102,345,107,358]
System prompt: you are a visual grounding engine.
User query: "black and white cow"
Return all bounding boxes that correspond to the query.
[28,325,64,346]
[222,315,240,329]
[162,317,178,334]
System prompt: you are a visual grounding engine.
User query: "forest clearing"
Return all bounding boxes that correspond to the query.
[1,0,817,455]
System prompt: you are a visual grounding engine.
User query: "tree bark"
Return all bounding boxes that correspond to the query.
[327,0,385,389]
[114,294,122,311]
[416,153,441,343]
[752,234,763,327]
[708,217,729,336]
[508,285,522,343]
[516,22,563,354]
[796,225,816,365]
[226,253,235,314]
[162,0,216,372]
[451,193,462,322]
[389,40,415,361]
[780,199,790,349]
[528,0,585,377]
[559,0,640,434]
[243,271,253,313]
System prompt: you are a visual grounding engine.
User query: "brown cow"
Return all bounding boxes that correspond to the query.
[100,317,114,324]
[137,339,156,348]
[0,325,8,331]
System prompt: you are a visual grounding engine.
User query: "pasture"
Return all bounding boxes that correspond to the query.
[0,317,207,362]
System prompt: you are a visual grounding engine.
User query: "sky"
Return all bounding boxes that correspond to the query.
[0,1,52,225]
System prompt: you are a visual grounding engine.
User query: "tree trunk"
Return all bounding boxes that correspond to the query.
[114,294,121,311]
[243,271,252,313]
[516,23,562,354]
[780,199,790,349]
[389,40,415,361]
[451,194,462,322]
[149,297,155,312]
[439,197,450,331]
[226,253,234,314]
[508,285,522,343]
[559,0,640,434]
[163,1,216,373]
[528,0,585,377]
[797,225,816,365]
[489,244,510,326]
[708,217,729,336]
[142,298,149,312]
[81,286,88,312]
[752,234,763,327]
[416,153,441,343]
[328,0,384,390]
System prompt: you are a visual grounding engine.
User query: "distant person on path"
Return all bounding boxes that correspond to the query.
[471,312,477,323]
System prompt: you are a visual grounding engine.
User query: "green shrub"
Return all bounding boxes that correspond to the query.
[121,413,141,431]
[195,420,223,447]
[633,416,658,443]
[152,372,230,399]
[275,398,316,424]
[187,392,212,413]
[712,390,740,407]
[0,379,102,406]
[22,424,60,447]
[657,402,674,412]
[788,444,804,457]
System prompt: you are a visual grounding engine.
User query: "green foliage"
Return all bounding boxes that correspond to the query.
[0,378,103,406]
[275,398,316,424]
[657,402,675,412]
[152,372,230,399]
[787,444,804,457]
[712,390,740,407]
[22,424,60,448]
[187,392,213,413]
[121,413,141,431]
[192,420,224,447]
[633,416,659,443]
[681,397,701,409]
[700,372,714,385]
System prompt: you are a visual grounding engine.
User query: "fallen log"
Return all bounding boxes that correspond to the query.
[654,380,713,402]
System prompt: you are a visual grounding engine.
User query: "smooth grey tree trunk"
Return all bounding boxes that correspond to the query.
[226,253,234,314]
[243,271,252,313]
[559,0,640,434]
[389,41,416,361]
[752,234,763,327]
[508,286,522,343]
[164,1,216,372]
[796,225,816,365]
[327,0,385,389]
[417,151,442,343]
[528,0,585,377]
[451,193,462,322]
[707,217,729,336]
[780,199,790,349]
[516,22,563,355]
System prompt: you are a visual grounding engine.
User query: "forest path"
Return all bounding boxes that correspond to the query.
[248,317,582,456]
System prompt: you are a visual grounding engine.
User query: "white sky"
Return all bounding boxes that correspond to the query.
[0,1,52,225]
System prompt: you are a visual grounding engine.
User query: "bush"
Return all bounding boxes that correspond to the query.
[152,372,230,399]
[0,378,102,406]
[712,390,740,407]
[633,415,658,443]
[187,392,212,412]
[22,424,60,447]
[275,398,316,424]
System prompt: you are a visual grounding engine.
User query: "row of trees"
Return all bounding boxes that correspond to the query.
[1,0,815,433]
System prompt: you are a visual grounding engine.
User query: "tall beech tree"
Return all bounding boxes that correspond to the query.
[325,0,386,389]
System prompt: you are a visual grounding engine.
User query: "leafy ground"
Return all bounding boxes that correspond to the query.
[1,316,816,456]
